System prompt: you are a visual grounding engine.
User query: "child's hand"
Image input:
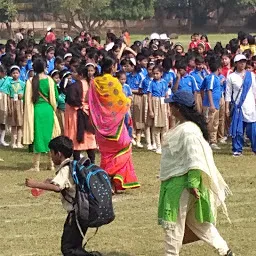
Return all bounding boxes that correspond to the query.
[18,94,23,100]
[209,106,216,113]
[25,178,36,188]
[149,111,154,118]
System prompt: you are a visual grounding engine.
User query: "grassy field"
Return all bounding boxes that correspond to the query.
[0,141,256,256]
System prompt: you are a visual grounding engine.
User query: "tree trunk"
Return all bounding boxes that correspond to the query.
[5,22,13,38]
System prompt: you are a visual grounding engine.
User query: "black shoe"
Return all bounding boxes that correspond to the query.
[226,249,234,256]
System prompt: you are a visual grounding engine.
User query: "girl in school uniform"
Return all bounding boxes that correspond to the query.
[148,65,169,154]
[44,46,55,74]
[7,66,25,148]
[0,65,11,146]
[200,34,211,51]
[140,62,156,151]
[126,59,144,148]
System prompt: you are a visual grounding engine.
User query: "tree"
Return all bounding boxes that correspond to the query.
[53,0,112,32]
[0,0,17,37]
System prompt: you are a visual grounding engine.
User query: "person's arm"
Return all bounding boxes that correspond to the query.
[172,73,180,92]
[187,169,201,199]
[117,43,127,60]
[207,90,215,113]
[225,76,232,118]
[148,93,154,118]
[25,179,61,193]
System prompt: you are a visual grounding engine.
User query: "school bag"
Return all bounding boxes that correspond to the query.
[64,158,115,232]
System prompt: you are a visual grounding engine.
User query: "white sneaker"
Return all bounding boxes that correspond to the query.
[1,141,9,147]
[11,144,17,149]
[136,142,143,148]
[210,143,221,150]
[141,133,145,138]
[17,144,24,149]
[156,148,162,154]
[147,145,153,151]
[219,138,227,144]
[152,144,157,151]
[233,152,242,157]
[131,139,136,146]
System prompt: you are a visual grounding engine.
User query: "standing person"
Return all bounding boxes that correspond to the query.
[45,27,56,44]
[201,57,222,150]
[23,58,61,172]
[126,59,144,148]
[190,57,209,113]
[6,66,25,148]
[173,60,201,111]
[0,65,11,146]
[200,34,211,51]
[65,65,96,163]
[15,28,25,44]
[225,54,256,157]
[221,51,233,78]
[148,65,169,154]
[44,46,55,74]
[63,31,73,42]
[89,57,140,192]
[158,90,233,256]
[141,62,156,150]
[105,32,116,51]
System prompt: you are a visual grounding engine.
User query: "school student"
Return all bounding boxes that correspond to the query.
[190,57,209,113]
[148,65,169,154]
[126,59,144,148]
[0,65,11,146]
[225,54,256,157]
[141,62,156,150]
[45,45,55,74]
[201,57,222,150]
[6,66,25,148]
[117,71,133,140]
[25,136,102,256]
[162,57,176,89]
[221,51,233,78]
[173,59,201,111]
[17,55,28,82]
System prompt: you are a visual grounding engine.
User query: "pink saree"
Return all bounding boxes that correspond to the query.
[89,74,140,191]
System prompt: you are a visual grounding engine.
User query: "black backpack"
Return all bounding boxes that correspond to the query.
[65,158,115,230]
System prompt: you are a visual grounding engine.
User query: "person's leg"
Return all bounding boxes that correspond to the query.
[217,97,225,142]
[153,127,161,154]
[17,126,23,148]
[211,110,220,145]
[11,126,17,148]
[61,211,89,256]
[47,152,55,171]
[27,153,40,172]
[186,209,230,256]
[245,122,256,153]
[145,126,152,150]
[87,149,96,164]
[136,129,143,148]
[73,150,81,161]
[164,190,190,256]
[0,124,8,146]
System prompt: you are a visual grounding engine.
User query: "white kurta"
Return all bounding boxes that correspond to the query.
[225,71,256,122]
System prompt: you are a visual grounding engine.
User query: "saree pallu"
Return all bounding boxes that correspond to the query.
[89,74,140,190]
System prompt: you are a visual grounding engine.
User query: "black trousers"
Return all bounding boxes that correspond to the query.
[61,211,89,256]
[73,149,96,163]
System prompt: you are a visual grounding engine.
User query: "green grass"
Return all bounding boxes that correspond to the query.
[0,142,256,255]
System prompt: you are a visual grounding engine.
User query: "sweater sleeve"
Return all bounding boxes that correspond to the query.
[187,169,201,189]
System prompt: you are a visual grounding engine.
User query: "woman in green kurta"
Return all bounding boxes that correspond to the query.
[158,90,233,256]
[23,58,60,171]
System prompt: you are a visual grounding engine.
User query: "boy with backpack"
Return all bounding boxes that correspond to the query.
[25,136,107,256]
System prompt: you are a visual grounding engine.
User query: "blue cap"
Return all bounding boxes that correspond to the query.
[164,90,195,107]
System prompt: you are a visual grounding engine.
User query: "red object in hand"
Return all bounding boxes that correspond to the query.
[31,188,44,197]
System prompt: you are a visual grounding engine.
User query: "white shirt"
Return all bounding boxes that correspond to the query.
[226,71,256,122]
[51,158,76,212]
[105,42,114,51]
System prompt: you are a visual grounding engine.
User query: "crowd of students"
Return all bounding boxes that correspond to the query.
[0,29,256,158]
